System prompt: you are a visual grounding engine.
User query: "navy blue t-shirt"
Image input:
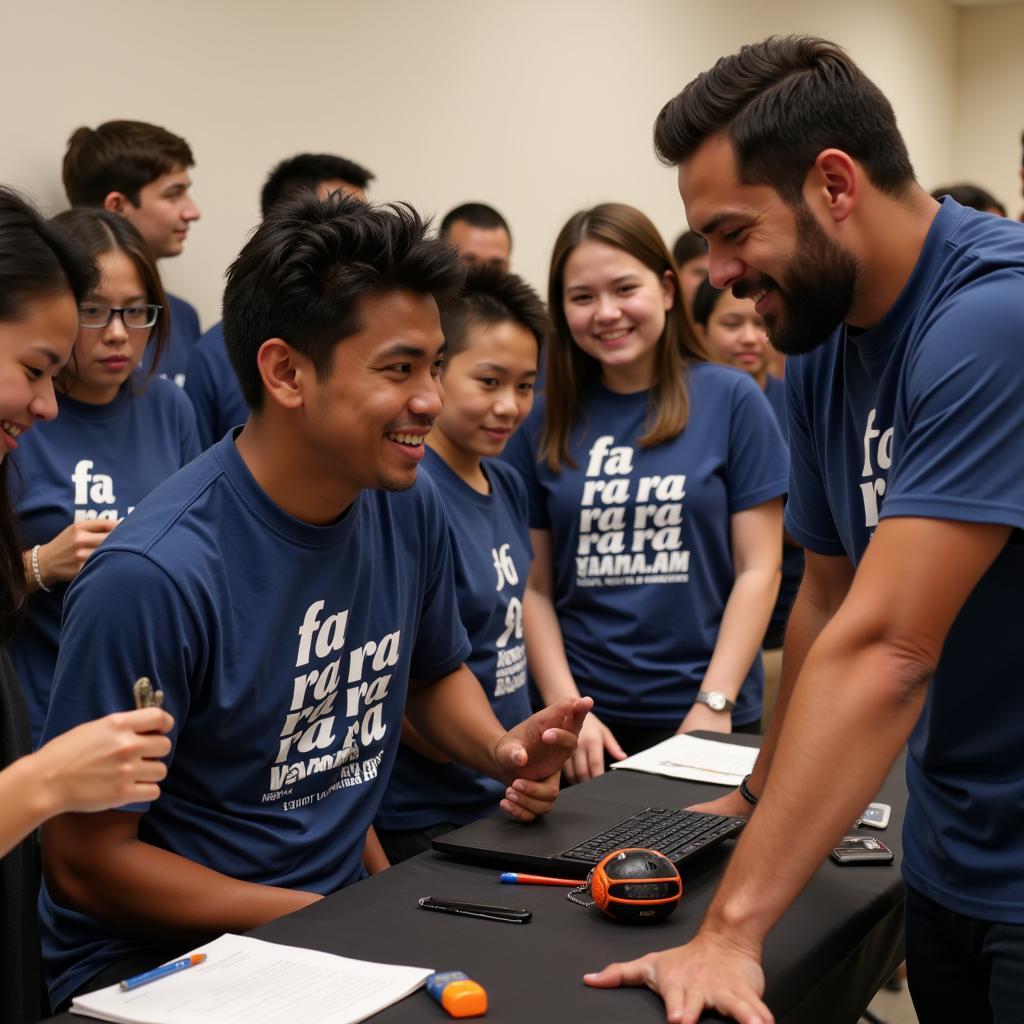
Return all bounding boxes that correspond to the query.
[763,374,803,648]
[142,292,200,388]
[38,432,471,1006]
[376,448,533,830]
[9,378,199,744]
[184,320,249,450]
[785,198,1024,923]
[505,362,787,728]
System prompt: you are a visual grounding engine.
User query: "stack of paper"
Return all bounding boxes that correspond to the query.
[611,733,759,785]
[70,933,433,1024]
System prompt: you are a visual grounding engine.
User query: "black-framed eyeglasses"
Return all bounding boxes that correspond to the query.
[78,303,162,329]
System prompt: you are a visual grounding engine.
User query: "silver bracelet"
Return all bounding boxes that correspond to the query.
[31,545,52,592]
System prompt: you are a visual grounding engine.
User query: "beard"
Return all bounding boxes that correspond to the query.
[738,204,858,357]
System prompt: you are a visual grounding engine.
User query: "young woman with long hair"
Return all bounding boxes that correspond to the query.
[506,203,786,780]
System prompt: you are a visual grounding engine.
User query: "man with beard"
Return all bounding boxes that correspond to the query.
[584,36,1024,1024]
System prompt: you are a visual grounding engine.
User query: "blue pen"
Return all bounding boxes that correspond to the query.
[119,953,207,991]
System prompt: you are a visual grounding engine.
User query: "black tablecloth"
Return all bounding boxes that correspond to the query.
[49,737,906,1023]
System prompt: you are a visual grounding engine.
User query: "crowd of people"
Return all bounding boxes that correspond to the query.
[0,32,1022,1024]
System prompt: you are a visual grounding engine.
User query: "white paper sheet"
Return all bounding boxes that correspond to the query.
[611,733,759,785]
[69,933,433,1024]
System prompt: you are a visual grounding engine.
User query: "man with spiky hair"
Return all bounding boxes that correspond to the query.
[185,151,375,449]
[40,193,590,1009]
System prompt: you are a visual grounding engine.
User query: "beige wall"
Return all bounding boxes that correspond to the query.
[953,3,1024,217]
[0,0,966,326]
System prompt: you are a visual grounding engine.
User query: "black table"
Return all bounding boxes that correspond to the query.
[52,740,906,1024]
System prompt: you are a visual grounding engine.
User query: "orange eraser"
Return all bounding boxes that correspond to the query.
[441,979,487,1017]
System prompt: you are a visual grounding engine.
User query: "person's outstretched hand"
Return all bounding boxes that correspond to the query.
[584,930,773,1024]
[493,696,592,821]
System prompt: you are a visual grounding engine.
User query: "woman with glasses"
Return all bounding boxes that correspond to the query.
[9,208,198,743]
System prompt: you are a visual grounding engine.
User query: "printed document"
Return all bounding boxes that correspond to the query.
[69,932,433,1024]
[612,733,759,785]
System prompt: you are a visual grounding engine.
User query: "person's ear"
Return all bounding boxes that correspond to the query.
[806,148,858,224]
[660,268,677,312]
[257,338,307,411]
[102,191,129,215]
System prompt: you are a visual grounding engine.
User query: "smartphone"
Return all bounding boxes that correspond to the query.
[831,836,894,865]
[418,896,532,924]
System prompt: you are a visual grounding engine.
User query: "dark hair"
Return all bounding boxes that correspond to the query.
[51,209,169,386]
[260,153,375,218]
[654,35,915,205]
[930,183,1006,217]
[0,189,97,642]
[690,275,729,328]
[541,203,707,472]
[672,229,708,267]
[223,191,465,411]
[440,266,548,361]
[440,203,512,246]
[0,190,97,319]
[63,120,194,207]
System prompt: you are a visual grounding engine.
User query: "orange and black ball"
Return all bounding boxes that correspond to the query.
[588,848,682,923]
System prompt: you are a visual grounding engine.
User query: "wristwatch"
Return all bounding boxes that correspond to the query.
[695,690,736,712]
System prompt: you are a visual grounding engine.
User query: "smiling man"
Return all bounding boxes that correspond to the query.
[185,150,376,450]
[37,192,590,1010]
[585,36,1024,1024]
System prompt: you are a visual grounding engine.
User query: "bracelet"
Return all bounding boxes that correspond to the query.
[30,545,52,593]
[739,773,759,806]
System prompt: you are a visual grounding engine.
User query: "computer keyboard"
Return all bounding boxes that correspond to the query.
[558,806,746,867]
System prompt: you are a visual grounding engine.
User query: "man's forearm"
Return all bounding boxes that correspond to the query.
[747,585,833,793]
[362,826,390,875]
[701,631,927,949]
[405,666,507,780]
[745,569,847,790]
[44,814,320,935]
[399,716,451,763]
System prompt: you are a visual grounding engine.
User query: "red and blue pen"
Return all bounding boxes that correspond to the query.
[119,953,206,991]
[500,872,581,887]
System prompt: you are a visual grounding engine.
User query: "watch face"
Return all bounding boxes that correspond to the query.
[696,692,729,708]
